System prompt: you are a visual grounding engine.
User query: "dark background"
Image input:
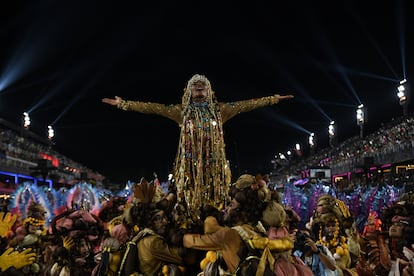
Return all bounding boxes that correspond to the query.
[0,1,411,184]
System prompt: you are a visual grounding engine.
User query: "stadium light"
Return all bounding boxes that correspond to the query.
[328,121,336,147]
[397,79,409,116]
[309,133,315,147]
[356,104,366,138]
[328,121,335,137]
[23,112,31,129]
[47,125,55,140]
[309,133,315,154]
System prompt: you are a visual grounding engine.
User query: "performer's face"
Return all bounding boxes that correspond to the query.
[323,221,338,240]
[389,221,405,238]
[151,210,169,236]
[28,223,43,234]
[190,81,208,103]
[223,199,240,224]
[76,238,91,258]
[316,200,328,214]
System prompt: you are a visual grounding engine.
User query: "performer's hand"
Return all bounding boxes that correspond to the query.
[0,248,36,271]
[102,96,122,106]
[0,212,17,238]
[62,236,75,251]
[275,94,294,101]
[402,259,414,276]
[403,245,414,262]
[305,237,318,253]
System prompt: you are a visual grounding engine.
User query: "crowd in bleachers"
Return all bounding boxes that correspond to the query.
[274,116,414,187]
[0,123,104,187]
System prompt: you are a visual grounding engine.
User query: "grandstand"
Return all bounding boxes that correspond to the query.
[0,117,105,194]
[271,115,414,189]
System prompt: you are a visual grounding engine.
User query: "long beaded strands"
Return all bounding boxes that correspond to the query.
[176,75,229,213]
[183,102,227,210]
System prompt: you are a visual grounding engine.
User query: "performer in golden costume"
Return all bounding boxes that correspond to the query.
[102,74,293,216]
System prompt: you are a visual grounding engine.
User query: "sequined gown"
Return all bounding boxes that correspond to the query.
[117,95,279,214]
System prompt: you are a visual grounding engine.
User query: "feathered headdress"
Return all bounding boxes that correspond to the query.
[124,177,167,228]
[11,182,53,227]
[132,177,162,204]
[66,183,101,214]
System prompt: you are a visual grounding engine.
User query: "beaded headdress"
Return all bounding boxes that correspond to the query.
[181,74,215,107]
[23,201,46,227]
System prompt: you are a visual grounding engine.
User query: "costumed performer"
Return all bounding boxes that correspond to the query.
[102,74,293,218]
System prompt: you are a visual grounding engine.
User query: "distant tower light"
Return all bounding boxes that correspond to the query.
[309,133,315,147]
[397,80,407,104]
[356,104,365,125]
[23,112,31,129]
[328,121,335,138]
[309,132,315,154]
[397,91,407,102]
[329,121,336,147]
[294,143,303,157]
[47,125,55,140]
[356,104,366,138]
[397,79,409,116]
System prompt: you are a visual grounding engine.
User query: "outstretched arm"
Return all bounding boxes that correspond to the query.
[102,96,182,123]
[102,96,123,106]
[276,94,294,101]
[220,93,294,123]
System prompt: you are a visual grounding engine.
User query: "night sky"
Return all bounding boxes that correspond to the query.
[0,1,411,184]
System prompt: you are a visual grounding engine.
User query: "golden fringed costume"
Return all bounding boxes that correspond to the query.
[116,74,284,214]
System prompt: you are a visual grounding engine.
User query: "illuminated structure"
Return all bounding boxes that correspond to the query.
[397,79,409,116]
[356,104,366,138]
[309,132,315,155]
[23,112,31,129]
[328,121,336,147]
[47,125,55,140]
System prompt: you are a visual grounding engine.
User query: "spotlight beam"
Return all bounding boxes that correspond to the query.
[259,110,313,136]
[295,98,355,108]
[274,67,333,123]
[348,6,400,80]
[334,65,399,83]
[397,0,407,79]
[303,12,364,107]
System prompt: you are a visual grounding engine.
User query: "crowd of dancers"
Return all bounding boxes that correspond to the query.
[0,170,414,275]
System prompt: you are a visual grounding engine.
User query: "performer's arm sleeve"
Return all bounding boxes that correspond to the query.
[146,237,185,264]
[117,100,182,123]
[220,95,279,122]
[183,227,236,251]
